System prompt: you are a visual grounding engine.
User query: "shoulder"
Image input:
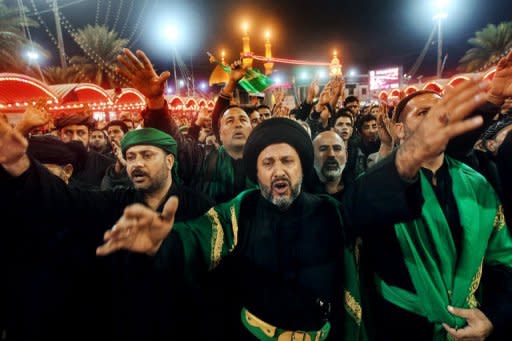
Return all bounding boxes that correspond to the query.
[176,184,215,219]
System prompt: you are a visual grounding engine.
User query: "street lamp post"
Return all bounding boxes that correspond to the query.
[52,0,67,68]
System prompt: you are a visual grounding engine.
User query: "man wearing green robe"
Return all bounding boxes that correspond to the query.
[97,79,490,341]
[362,84,512,340]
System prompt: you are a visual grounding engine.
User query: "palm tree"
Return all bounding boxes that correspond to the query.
[0,0,42,74]
[69,25,128,88]
[43,66,83,85]
[459,21,512,72]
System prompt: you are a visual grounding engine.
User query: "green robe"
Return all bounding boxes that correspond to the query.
[168,188,366,340]
[375,157,512,340]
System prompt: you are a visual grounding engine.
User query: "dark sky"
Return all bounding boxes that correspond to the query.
[18,0,512,83]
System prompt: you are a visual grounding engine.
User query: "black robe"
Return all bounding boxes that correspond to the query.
[0,159,212,341]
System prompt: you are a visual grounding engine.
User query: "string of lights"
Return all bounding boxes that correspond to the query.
[126,0,149,45]
[112,0,124,32]
[102,0,111,28]
[119,0,135,37]
[94,0,101,26]
[252,55,330,66]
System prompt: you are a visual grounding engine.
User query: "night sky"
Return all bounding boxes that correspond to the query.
[17,0,512,83]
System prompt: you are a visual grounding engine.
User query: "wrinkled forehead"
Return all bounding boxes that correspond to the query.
[221,108,249,120]
[314,132,344,147]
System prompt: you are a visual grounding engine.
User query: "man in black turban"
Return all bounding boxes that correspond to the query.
[27,135,87,185]
[54,113,114,188]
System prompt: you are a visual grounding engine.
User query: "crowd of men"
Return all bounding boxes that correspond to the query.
[0,47,512,341]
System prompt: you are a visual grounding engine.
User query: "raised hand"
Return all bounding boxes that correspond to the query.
[273,87,286,106]
[223,60,247,96]
[442,306,493,341]
[377,111,394,147]
[116,48,171,109]
[489,50,512,104]
[96,196,179,256]
[306,79,320,104]
[396,78,489,178]
[0,117,28,173]
[16,98,51,136]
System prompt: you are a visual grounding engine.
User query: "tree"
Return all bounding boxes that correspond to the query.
[459,21,512,72]
[43,66,82,85]
[0,0,42,74]
[69,25,128,88]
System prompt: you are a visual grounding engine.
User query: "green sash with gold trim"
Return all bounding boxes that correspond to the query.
[376,157,512,341]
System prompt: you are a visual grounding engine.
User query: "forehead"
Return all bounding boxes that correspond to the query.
[258,143,299,159]
[91,131,105,136]
[126,145,163,154]
[336,116,352,124]
[362,119,377,126]
[222,108,249,119]
[107,125,123,131]
[404,94,442,115]
[259,108,271,114]
[62,124,88,131]
[314,133,344,146]
[249,110,260,118]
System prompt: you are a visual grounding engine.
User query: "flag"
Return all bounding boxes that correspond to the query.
[218,64,273,93]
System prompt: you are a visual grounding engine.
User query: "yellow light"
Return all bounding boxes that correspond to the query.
[242,22,249,34]
[333,49,337,57]
[221,49,226,58]
[265,31,271,40]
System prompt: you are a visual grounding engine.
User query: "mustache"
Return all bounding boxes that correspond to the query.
[131,169,148,177]
[323,157,340,167]
[271,176,291,186]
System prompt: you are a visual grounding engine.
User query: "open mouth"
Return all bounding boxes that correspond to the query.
[233,132,245,139]
[131,170,148,182]
[272,180,290,195]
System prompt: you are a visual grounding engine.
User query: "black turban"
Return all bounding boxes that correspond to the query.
[55,113,95,130]
[243,117,313,183]
[27,135,88,172]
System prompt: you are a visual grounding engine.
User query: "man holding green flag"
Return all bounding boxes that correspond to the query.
[362,63,512,340]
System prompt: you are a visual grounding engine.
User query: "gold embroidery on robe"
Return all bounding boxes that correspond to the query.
[230,206,239,251]
[344,290,362,325]
[207,208,224,270]
[467,262,483,308]
[494,205,505,231]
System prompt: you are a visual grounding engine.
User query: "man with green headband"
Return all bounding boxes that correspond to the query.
[0,126,212,341]
[360,62,512,340]
[96,78,493,341]
[116,48,255,204]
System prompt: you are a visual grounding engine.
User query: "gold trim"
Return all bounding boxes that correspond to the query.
[243,309,276,338]
[344,290,362,325]
[207,208,224,270]
[230,206,239,251]
[494,205,506,231]
[467,262,483,308]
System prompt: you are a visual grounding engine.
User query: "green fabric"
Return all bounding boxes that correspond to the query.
[220,64,273,93]
[121,127,180,183]
[200,146,256,202]
[173,189,367,340]
[378,157,512,341]
[240,307,331,341]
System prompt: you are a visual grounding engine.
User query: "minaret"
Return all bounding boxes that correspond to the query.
[264,31,274,75]
[221,49,226,64]
[241,22,253,69]
[330,49,343,77]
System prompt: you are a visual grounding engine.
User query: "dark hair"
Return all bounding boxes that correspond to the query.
[344,96,359,106]
[392,90,440,123]
[335,109,354,125]
[357,114,377,132]
[481,116,512,141]
[105,120,129,134]
[256,104,271,112]
[90,128,109,139]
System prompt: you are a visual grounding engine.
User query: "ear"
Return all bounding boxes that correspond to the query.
[63,164,74,182]
[394,122,405,142]
[165,154,175,171]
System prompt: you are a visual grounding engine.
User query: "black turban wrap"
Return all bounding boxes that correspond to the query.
[27,135,88,172]
[55,113,95,130]
[243,117,313,183]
